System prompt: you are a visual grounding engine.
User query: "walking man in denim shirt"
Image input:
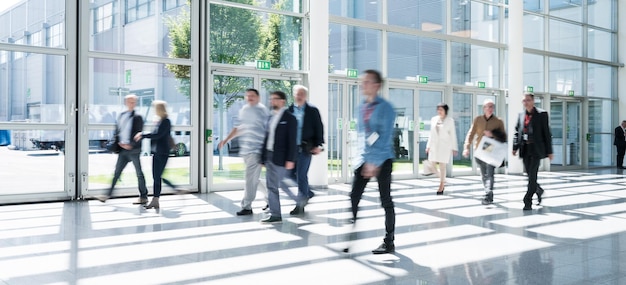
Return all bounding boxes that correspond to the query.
[348,70,397,254]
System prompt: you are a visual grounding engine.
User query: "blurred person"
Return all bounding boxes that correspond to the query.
[134,100,178,209]
[260,91,299,223]
[614,120,626,169]
[287,84,324,216]
[393,123,403,158]
[347,70,396,254]
[219,88,270,215]
[462,99,507,205]
[513,93,553,210]
[426,103,458,195]
[98,94,148,204]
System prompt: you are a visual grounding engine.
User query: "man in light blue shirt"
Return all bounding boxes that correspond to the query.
[347,70,396,255]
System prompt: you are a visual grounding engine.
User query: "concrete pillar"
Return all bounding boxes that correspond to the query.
[507,0,524,174]
[308,0,329,188]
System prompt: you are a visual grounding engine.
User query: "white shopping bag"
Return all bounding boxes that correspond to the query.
[474,136,508,167]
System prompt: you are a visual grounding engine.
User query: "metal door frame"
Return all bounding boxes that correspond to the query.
[207,69,304,191]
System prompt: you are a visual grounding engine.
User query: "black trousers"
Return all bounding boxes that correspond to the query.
[522,144,542,207]
[616,143,625,167]
[350,159,395,244]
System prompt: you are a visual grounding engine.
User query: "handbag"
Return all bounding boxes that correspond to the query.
[106,139,120,153]
[422,160,437,176]
[474,136,508,167]
[168,135,176,150]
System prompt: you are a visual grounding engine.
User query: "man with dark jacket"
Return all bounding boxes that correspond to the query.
[261,91,298,223]
[98,94,149,204]
[614,120,626,169]
[513,93,553,211]
[287,85,324,215]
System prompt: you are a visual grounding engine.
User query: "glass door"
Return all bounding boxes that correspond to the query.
[550,99,582,168]
[418,90,444,176]
[389,88,415,177]
[209,72,301,190]
[328,79,360,184]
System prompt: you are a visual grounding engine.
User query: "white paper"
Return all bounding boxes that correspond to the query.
[474,136,508,167]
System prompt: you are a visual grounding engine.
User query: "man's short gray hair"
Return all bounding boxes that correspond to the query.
[125,94,138,100]
[293,84,308,95]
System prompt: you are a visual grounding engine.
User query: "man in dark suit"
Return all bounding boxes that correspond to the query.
[287,85,324,215]
[513,93,553,211]
[98,94,149,204]
[614,120,626,169]
[261,91,298,223]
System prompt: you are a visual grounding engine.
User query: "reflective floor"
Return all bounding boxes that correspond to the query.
[2,169,626,284]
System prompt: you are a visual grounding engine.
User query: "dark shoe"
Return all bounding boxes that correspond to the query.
[144,197,160,209]
[372,243,395,254]
[481,191,494,205]
[523,206,532,211]
[132,198,148,205]
[95,195,109,203]
[262,204,269,211]
[236,209,253,216]
[290,206,304,216]
[260,216,282,223]
[536,186,544,205]
[436,190,444,195]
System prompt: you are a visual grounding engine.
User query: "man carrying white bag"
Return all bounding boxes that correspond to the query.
[462,99,507,205]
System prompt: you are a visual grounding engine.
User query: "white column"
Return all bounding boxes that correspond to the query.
[619,0,626,121]
[307,0,329,187]
[507,1,524,174]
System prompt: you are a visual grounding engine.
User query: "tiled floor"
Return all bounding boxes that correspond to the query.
[2,169,626,284]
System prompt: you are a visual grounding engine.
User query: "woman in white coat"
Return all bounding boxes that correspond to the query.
[426,103,458,194]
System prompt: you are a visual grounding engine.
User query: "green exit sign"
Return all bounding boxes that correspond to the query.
[347,68,358,78]
[568,90,575,96]
[526,86,534,93]
[477,81,486,88]
[256,60,271,70]
[418,75,428,84]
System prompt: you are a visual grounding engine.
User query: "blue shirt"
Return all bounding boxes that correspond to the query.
[356,95,396,167]
[293,104,305,145]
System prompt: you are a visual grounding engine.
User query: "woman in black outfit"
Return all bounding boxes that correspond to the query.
[134,100,174,209]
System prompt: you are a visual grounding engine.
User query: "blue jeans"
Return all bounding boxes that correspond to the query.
[289,149,313,201]
[151,154,169,197]
[476,158,495,191]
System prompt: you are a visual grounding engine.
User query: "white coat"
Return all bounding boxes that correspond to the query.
[426,115,458,163]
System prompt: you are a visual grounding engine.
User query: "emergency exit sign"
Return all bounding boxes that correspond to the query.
[256,60,271,70]
[347,69,358,78]
[418,75,428,84]
[477,81,486,88]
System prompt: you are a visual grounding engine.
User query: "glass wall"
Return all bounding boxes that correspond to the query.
[0,0,69,198]
[328,24,381,75]
[387,33,445,82]
[209,3,303,70]
[388,0,445,33]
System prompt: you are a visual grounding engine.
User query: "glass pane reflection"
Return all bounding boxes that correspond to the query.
[0,129,65,194]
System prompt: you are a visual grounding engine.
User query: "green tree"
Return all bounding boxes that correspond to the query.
[210,1,261,169]
[257,0,302,103]
[164,1,191,98]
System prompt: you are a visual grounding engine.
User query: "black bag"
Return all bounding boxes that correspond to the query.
[300,140,316,153]
[168,135,176,150]
[106,137,120,153]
